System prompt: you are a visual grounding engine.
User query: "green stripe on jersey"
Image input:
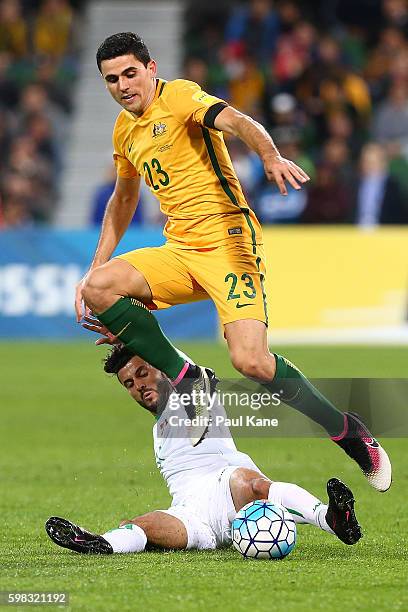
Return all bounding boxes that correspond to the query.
[201,127,239,206]
[201,127,259,254]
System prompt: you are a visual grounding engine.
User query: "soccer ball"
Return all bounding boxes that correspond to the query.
[232,500,296,559]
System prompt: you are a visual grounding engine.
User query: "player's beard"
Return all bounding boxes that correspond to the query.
[153,374,173,416]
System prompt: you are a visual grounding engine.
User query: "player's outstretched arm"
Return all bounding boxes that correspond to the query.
[213,106,310,196]
[74,174,141,321]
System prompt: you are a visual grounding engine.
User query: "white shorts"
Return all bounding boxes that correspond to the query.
[159,466,241,550]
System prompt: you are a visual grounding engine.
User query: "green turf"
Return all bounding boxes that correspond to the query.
[1,342,407,611]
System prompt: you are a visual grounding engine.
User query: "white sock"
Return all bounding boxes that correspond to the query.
[268,482,334,535]
[102,523,147,553]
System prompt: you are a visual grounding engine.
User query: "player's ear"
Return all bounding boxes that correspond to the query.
[148,60,157,78]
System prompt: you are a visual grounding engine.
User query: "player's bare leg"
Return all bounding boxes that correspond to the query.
[225,319,275,380]
[119,511,188,550]
[82,259,213,446]
[46,511,188,554]
[225,320,392,492]
[228,467,272,511]
[228,467,362,545]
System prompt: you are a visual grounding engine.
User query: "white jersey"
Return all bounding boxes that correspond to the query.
[153,396,259,506]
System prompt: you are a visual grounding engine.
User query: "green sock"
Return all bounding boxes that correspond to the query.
[97,297,186,381]
[264,354,345,437]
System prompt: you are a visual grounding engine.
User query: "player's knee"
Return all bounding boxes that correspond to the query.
[82,267,113,305]
[230,351,255,377]
[231,353,270,380]
[250,477,272,499]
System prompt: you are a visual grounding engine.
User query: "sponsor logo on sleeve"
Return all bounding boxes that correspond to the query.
[192,90,217,106]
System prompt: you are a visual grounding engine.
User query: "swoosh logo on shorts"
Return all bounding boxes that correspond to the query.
[236,302,254,309]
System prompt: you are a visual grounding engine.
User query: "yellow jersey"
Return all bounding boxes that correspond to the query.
[113,78,263,249]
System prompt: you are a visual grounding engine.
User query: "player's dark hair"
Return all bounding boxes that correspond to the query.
[96,32,151,72]
[104,344,134,375]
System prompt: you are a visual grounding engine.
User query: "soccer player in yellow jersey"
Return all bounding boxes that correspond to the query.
[75,33,391,491]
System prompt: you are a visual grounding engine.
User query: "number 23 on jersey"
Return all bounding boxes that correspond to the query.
[143,158,170,191]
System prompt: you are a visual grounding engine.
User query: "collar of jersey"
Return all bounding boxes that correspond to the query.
[125,78,164,121]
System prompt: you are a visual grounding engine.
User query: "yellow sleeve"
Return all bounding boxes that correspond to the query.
[165,79,227,127]
[112,113,138,178]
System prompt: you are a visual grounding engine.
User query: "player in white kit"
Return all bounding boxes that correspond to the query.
[45,345,362,554]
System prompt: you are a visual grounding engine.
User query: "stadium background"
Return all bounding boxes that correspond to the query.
[1,2,407,611]
[0,0,407,342]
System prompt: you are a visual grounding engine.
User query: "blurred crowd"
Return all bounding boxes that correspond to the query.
[184,0,408,225]
[0,0,82,228]
[1,0,407,229]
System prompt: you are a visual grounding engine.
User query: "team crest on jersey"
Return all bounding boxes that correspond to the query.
[152,122,167,138]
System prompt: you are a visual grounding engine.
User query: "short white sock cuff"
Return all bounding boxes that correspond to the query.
[268,481,285,506]
[102,523,147,554]
[316,506,334,534]
[268,481,324,527]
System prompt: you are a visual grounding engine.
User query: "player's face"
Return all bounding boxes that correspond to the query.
[101,54,157,115]
[117,355,170,413]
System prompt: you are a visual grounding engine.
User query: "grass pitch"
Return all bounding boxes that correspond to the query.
[1,342,407,611]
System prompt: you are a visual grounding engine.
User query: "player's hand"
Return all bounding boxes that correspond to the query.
[263,155,310,196]
[75,274,92,323]
[81,316,120,346]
